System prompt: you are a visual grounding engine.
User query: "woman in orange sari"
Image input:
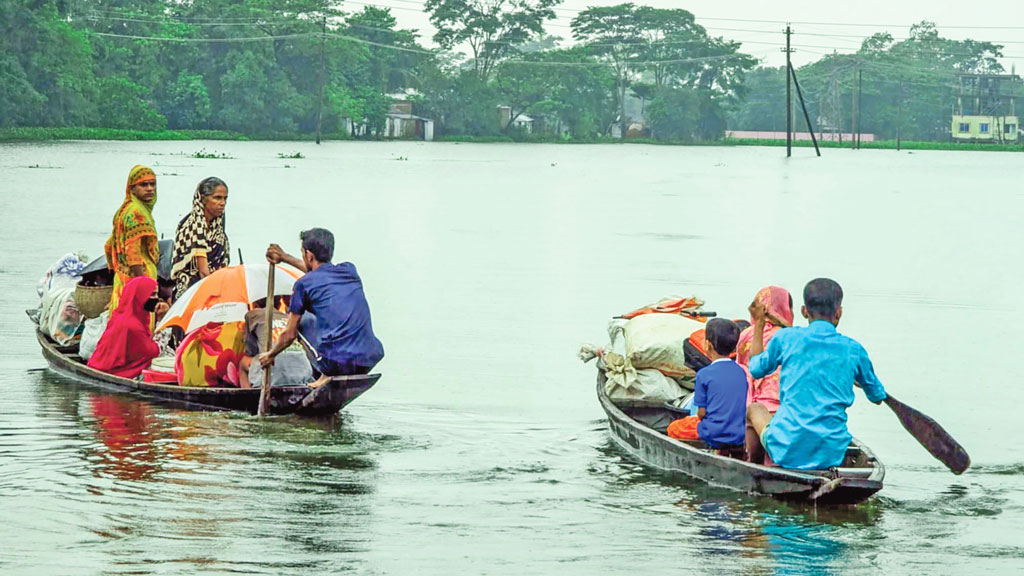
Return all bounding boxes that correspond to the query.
[105,165,159,311]
[734,286,794,413]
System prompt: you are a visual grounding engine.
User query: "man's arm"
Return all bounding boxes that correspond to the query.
[697,407,707,421]
[854,345,887,404]
[748,334,782,380]
[256,313,302,367]
[266,243,306,272]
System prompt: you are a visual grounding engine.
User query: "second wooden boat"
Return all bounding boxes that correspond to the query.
[597,369,884,504]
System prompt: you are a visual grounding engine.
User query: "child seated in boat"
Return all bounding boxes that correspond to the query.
[667,318,747,449]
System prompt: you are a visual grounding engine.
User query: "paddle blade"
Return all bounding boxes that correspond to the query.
[885,394,971,474]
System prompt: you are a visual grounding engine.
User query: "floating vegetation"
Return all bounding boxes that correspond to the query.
[26,164,62,169]
[191,148,234,159]
[395,156,408,161]
[283,164,293,168]
[277,152,305,159]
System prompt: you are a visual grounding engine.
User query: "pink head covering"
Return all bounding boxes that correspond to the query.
[735,286,794,412]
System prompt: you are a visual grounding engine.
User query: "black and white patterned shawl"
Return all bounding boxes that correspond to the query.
[171,182,229,298]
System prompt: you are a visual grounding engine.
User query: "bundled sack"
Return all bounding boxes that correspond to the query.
[40,286,85,346]
[601,351,686,407]
[617,313,704,380]
[174,321,246,387]
[78,311,110,361]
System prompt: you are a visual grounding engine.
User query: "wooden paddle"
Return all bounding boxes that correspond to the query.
[257,263,275,417]
[884,394,970,474]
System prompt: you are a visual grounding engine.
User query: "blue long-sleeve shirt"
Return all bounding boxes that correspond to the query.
[749,320,887,470]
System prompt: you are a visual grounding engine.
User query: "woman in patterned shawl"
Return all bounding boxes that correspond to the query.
[171,177,230,298]
[105,165,160,311]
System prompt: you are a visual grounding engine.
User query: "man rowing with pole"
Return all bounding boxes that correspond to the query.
[256,228,384,387]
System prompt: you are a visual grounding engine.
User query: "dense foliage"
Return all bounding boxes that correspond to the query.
[0,1,1014,143]
[729,22,1021,141]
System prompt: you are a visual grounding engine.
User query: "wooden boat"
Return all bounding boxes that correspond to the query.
[35,328,379,416]
[597,370,884,504]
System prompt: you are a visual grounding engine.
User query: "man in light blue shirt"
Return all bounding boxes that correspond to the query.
[745,278,887,470]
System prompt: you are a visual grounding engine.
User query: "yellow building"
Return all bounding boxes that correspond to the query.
[952,74,1021,143]
[951,115,1019,142]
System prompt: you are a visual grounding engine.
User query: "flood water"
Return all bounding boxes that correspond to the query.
[1,141,1022,574]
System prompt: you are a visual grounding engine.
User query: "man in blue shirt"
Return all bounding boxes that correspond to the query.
[257,228,384,386]
[745,278,887,470]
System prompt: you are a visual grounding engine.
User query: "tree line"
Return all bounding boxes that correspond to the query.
[0,0,1014,142]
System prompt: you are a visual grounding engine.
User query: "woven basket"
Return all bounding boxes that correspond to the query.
[75,283,112,319]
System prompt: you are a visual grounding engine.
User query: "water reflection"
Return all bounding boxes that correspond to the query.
[593,435,883,574]
[28,371,384,572]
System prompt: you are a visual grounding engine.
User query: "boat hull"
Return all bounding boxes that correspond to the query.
[37,330,378,416]
[597,371,883,504]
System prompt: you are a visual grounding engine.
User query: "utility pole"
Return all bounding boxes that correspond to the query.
[850,66,858,149]
[784,24,793,157]
[315,15,327,145]
[857,69,863,149]
[790,62,821,157]
[897,79,904,151]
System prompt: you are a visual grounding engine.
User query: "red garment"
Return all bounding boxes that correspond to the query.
[88,276,159,378]
[735,286,794,413]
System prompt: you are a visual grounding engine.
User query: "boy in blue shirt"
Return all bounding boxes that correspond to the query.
[667,318,748,448]
[745,278,887,470]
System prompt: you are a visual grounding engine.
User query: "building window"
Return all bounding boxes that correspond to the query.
[1005,124,1017,134]
[980,123,989,133]
[959,122,970,132]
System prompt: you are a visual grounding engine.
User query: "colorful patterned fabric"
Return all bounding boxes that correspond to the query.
[87,276,160,379]
[174,321,245,387]
[105,165,159,311]
[171,181,229,298]
[735,286,793,413]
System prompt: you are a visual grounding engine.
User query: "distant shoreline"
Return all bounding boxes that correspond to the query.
[2,127,1021,152]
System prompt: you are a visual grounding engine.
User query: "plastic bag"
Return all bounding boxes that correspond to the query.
[40,286,85,346]
[37,252,87,301]
[79,311,110,361]
[248,351,313,388]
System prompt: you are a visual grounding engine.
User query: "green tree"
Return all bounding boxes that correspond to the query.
[425,0,559,80]
[646,86,699,141]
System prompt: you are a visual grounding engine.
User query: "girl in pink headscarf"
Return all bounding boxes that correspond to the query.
[734,286,794,413]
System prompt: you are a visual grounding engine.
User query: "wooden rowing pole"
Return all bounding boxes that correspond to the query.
[258,263,275,416]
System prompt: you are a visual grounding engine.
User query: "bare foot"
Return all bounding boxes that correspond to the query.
[309,374,331,389]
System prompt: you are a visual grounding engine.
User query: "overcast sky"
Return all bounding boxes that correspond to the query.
[347,0,1024,71]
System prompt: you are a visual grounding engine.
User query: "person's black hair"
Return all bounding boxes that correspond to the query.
[198,176,228,198]
[705,318,741,356]
[803,278,843,318]
[733,319,751,332]
[300,228,334,263]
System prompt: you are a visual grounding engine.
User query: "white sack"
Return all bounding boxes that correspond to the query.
[602,351,686,407]
[78,311,109,361]
[622,313,703,380]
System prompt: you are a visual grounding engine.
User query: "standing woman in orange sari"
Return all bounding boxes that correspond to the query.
[105,165,160,311]
[734,286,794,413]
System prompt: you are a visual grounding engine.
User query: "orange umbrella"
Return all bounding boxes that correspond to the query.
[156,263,303,333]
